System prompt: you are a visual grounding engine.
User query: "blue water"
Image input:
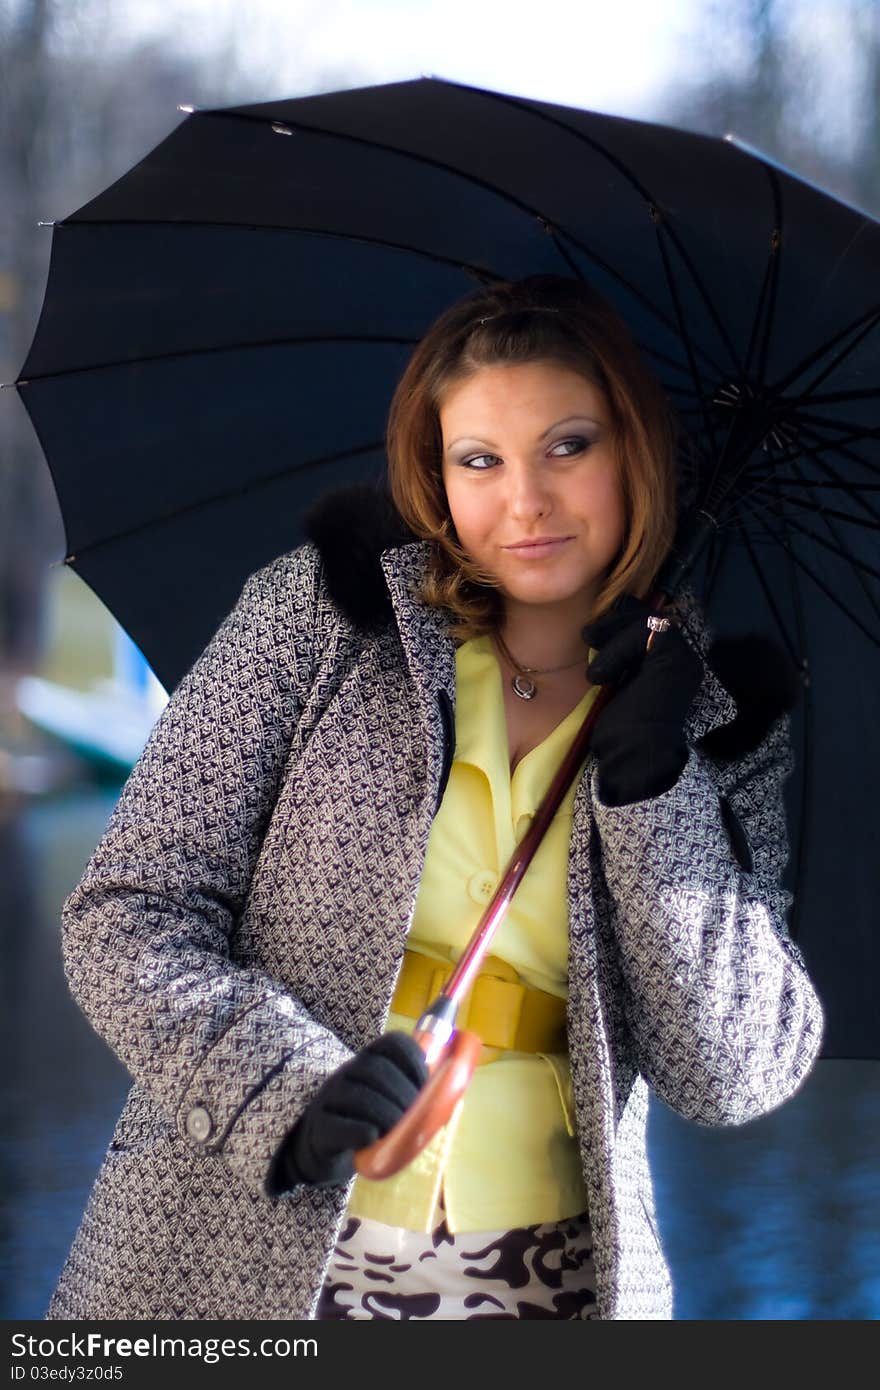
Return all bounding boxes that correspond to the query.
[2,788,878,1320]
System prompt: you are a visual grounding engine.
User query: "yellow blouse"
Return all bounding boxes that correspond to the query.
[344,635,599,1233]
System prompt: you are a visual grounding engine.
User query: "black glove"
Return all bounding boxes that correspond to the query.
[582,593,703,807]
[273,1031,430,1189]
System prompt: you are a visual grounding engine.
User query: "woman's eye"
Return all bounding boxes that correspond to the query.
[550,436,589,456]
[460,454,500,470]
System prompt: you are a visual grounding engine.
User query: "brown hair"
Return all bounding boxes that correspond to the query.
[385,274,679,640]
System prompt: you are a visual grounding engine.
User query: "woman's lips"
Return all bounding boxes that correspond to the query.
[503,537,573,556]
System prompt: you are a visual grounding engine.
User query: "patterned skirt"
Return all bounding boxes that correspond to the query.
[315,1196,599,1320]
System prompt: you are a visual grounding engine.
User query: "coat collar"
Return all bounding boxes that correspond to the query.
[378,537,739,747]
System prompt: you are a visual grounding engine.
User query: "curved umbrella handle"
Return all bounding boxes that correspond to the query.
[352,1026,484,1181]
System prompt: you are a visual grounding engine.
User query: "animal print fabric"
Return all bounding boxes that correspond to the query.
[315,1197,599,1320]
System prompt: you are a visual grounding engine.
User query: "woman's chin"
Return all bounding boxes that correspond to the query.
[501,580,598,612]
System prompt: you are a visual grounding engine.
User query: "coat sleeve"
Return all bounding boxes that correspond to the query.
[58,543,355,1197]
[589,708,825,1125]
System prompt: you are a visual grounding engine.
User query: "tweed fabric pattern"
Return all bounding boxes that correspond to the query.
[46,538,824,1321]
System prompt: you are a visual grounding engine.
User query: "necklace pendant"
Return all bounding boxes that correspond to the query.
[512,674,537,700]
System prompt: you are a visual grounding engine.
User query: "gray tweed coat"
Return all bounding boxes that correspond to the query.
[46,516,824,1322]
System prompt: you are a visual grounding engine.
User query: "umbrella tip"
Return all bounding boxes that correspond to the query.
[177,103,197,113]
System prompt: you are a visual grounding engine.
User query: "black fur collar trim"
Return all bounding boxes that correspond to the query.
[303,483,801,759]
[304,480,411,629]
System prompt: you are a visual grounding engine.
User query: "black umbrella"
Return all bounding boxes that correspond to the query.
[7,76,879,1058]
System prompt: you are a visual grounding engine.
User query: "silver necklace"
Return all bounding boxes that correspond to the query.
[493,630,588,701]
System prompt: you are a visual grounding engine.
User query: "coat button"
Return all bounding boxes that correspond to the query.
[467,869,497,905]
[185,1105,213,1142]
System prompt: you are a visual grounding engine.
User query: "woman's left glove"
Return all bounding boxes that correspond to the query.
[272,1032,430,1190]
[581,593,704,807]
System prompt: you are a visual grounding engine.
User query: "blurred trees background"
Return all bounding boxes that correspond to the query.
[659,0,880,210]
[0,0,254,739]
[1,0,878,746]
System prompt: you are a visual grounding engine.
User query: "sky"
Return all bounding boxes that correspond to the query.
[107,0,705,120]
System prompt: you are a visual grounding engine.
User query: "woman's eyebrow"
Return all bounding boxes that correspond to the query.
[445,414,604,452]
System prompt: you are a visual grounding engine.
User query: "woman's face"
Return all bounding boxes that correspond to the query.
[439,359,627,617]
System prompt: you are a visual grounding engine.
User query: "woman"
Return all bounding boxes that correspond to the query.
[46,275,824,1322]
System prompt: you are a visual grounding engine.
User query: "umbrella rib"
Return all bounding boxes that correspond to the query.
[733,511,803,669]
[738,509,811,948]
[180,104,731,383]
[62,213,514,289]
[745,476,880,612]
[537,221,700,381]
[771,303,880,397]
[793,407,880,438]
[537,223,588,283]
[790,386,880,406]
[747,478,880,491]
[789,405,878,439]
[455,85,746,377]
[15,332,421,385]
[49,216,722,391]
[60,439,387,562]
[738,489,880,611]
[681,163,779,507]
[754,171,784,385]
[742,472,880,525]
[786,459,880,626]
[743,228,781,385]
[723,505,810,947]
[763,496,880,530]
[701,518,732,609]
[650,231,722,460]
[745,517,806,950]
[802,432,880,483]
[728,455,878,525]
[740,489,880,581]
[539,220,728,387]
[792,418,880,486]
[738,419,880,484]
[18,319,710,397]
[658,219,746,379]
[792,422,880,516]
[739,483,878,951]
[700,525,719,603]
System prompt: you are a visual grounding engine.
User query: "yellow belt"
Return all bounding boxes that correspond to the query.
[391,949,567,1056]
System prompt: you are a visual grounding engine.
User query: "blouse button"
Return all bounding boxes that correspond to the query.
[467,869,498,905]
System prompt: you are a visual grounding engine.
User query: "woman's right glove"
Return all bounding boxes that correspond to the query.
[273,1031,430,1189]
[582,593,703,807]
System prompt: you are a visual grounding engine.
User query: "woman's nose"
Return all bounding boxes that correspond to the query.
[507,464,551,519]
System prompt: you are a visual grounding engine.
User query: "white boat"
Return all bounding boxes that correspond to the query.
[14,622,168,784]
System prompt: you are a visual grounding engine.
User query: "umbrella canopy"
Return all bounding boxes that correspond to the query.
[9,76,879,1058]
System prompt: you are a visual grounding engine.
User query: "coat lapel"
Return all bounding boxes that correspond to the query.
[379,542,457,706]
[379,542,457,812]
